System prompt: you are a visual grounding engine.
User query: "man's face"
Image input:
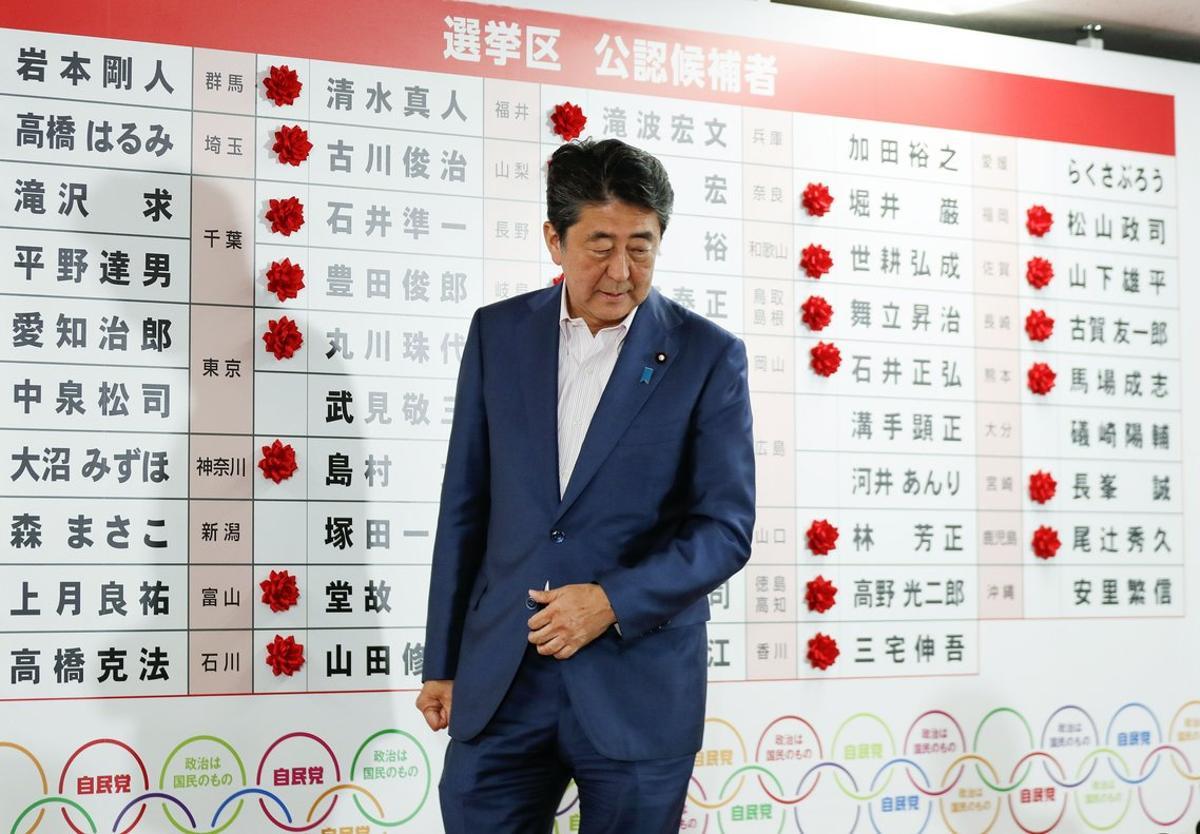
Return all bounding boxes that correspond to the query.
[543,199,661,334]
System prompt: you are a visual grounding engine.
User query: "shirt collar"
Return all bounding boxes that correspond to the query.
[559,282,638,336]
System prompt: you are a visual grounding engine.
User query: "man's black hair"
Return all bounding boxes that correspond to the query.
[546,138,674,241]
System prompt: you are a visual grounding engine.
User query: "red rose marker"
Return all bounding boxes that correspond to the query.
[263,64,302,106]
[1027,362,1056,395]
[266,257,305,302]
[258,439,298,483]
[1029,470,1057,504]
[1026,204,1053,237]
[1025,309,1054,341]
[810,341,841,377]
[551,101,587,141]
[273,124,313,166]
[1026,256,1054,289]
[806,519,839,555]
[266,634,305,676]
[807,633,839,670]
[1032,525,1061,559]
[800,244,833,279]
[260,569,300,612]
[801,182,834,217]
[266,196,305,236]
[805,576,838,614]
[263,316,303,360]
[800,295,833,331]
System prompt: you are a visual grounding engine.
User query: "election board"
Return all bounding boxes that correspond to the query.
[0,0,1198,831]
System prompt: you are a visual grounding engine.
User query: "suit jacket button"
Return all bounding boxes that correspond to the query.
[550,529,565,543]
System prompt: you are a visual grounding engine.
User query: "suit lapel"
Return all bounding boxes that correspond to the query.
[553,287,680,523]
[518,284,564,509]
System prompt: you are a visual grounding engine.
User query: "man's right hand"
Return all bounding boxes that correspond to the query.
[416,680,453,731]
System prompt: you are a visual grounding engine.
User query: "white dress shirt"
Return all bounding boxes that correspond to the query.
[557,284,638,638]
[557,284,638,498]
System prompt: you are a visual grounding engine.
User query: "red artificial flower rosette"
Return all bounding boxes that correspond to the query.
[264,316,303,360]
[266,196,305,236]
[1026,204,1054,237]
[800,295,833,331]
[1025,309,1054,342]
[260,569,300,613]
[258,439,298,483]
[266,257,306,301]
[1027,362,1056,395]
[1032,525,1061,560]
[263,64,302,106]
[273,124,313,166]
[805,576,838,614]
[552,272,565,286]
[807,633,840,670]
[266,634,305,676]
[1026,256,1054,290]
[810,341,841,377]
[551,101,587,141]
[800,244,834,279]
[801,182,834,217]
[1029,470,1057,504]
[806,519,839,556]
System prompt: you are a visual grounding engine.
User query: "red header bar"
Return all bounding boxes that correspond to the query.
[1,0,1175,154]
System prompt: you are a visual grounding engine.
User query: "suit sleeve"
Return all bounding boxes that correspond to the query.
[594,335,756,639]
[421,308,489,681]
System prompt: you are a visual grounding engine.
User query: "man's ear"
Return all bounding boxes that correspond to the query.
[543,220,563,266]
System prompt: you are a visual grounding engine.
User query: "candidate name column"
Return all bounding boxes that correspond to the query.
[292,56,483,693]
[0,30,191,697]
[792,114,978,679]
[187,48,257,693]
[1015,140,1181,623]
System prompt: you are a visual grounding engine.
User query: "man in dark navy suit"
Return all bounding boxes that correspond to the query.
[417,138,755,833]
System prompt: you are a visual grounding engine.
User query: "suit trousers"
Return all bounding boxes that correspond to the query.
[438,641,696,833]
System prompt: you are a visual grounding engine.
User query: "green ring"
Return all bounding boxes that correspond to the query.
[157,734,247,834]
[715,765,786,834]
[829,712,896,798]
[972,707,1034,791]
[1072,747,1132,832]
[11,797,95,834]
[349,729,431,826]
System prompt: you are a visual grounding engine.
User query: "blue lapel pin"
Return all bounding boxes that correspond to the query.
[640,366,654,384]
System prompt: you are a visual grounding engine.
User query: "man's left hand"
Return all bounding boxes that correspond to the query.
[527,583,616,659]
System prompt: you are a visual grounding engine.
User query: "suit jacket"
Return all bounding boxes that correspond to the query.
[422,281,756,760]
